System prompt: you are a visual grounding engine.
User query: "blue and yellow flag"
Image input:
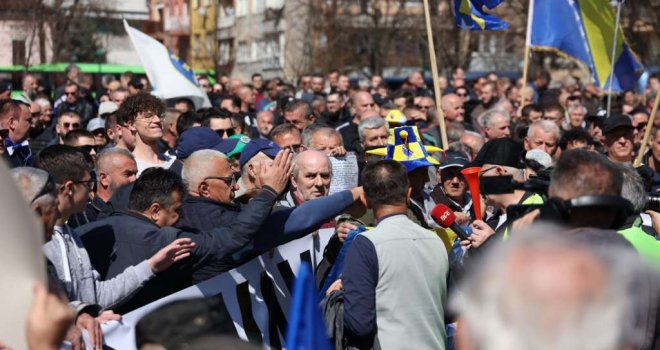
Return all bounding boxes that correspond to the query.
[529,0,642,92]
[452,0,509,31]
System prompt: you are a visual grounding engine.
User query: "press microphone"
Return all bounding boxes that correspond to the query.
[430,204,471,241]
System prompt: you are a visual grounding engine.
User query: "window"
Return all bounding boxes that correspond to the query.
[237,41,251,63]
[236,0,248,17]
[218,40,233,65]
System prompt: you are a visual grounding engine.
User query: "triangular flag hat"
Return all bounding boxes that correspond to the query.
[367,125,442,172]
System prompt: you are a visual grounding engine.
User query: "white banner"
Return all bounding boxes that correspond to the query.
[102,228,335,349]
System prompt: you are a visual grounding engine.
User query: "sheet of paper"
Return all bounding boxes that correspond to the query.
[328,152,359,195]
[0,161,46,349]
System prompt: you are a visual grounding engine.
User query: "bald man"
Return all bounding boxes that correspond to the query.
[442,93,465,123]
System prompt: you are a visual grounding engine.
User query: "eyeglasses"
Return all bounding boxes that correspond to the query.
[77,144,100,154]
[31,174,56,203]
[73,178,95,190]
[204,176,236,187]
[215,128,235,137]
[62,122,80,129]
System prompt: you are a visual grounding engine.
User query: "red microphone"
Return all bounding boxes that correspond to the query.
[430,204,471,240]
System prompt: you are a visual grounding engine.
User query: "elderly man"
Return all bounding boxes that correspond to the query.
[480,109,511,140]
[441,93,465,123]
[337,91,380,154]
[459,131,486,160]
[524,120,560,160]
[0,100,33,167]
[453,226,658,350]
[602,114,634,164]
[256,110,274,139]
[430,151,472,224]
[563,104,587,131]
[303,127,345,156]
[18,73,39,103]
[284,99,315,131]
[278,150,332,208]
[58,82,93,123]
[358,116,388,152]
[270,123,304,153]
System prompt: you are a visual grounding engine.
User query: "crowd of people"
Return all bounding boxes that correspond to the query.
[1,63,660,349]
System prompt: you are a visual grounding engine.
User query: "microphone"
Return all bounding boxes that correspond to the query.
[430,204,471,241]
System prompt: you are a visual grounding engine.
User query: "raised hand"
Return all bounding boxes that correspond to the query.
[259,149,293,195]
[148,238,196,273]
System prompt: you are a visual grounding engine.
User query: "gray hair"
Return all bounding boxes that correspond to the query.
[527,120,560,139]
[451,223,650,350]
[10,167,55,206]
[566,104,587,114]
[182,149,228,190]
[620,164,647,212]
[358,116,388,142]
[34,97,52,109]
[302,126,343,148]
[292,150,332,179]
[96,147,135,173]
[479,109,510,128]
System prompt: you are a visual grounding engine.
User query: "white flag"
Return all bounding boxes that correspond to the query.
[123,20,211,109]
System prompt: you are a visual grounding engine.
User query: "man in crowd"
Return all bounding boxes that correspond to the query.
[112,88,129,107]
[30,98,55,154]
[0,100,33,167]
[315,90,346,128]
[201,108,235,139]
[442,93,466,124]
[270,123,304,153]
[63,129,99,162]
[118,92,174,175]
[459,131,485,160]
[302,127,346,156]
[602,114,634,164]
[470,81,498,125]
[256,110,274,139]
[542,104,565,128]
[328,160,448,349]
[161,108,182,156]
[54,111,82,145]
[480,109,511,140]
[284,99,315,131]
[524,120,560,160]
[430,151,472,223]
[337,91,380,154]
[278,150,332,208]
[18,73,39,103]
[106,112,136,151]
[58,82,94,123]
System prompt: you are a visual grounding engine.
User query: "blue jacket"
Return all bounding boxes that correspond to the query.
[77,186,279,314]
[177,190,356,282]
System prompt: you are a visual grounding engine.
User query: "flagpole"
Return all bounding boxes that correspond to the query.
[422,0,449,149]
[606,0,625,118]
[633,90,660,167]
[519,0,534,110]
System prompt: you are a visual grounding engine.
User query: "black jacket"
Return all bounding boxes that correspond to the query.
[77,187,279,313]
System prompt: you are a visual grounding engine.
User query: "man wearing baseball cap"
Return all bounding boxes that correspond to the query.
[430,151,473,224]
[602,113,634,164]
[234,139,282,203]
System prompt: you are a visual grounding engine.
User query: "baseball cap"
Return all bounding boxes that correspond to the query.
[470,138,525,169]
[0,81,12,94]
[601,113,633,134]
[98,101,118,117]
[86,118,106,132]
[438,150,469,170]
[176,127,223,159]
[525,149,553,170]
[216,135,251,158]
[239,139,281,168]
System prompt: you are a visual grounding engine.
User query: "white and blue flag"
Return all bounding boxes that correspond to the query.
[123,20,211,109]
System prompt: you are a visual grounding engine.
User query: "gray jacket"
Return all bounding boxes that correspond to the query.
[43,225,154,309]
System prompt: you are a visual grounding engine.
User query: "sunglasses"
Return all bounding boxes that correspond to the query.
[415,105,433,110]
[457,93,468,97]
[215,128,235,137]
[65,92,77,96]
[62,122,80,129]
[77,144,100,154]
[31,174,56,203]
[440,167,465,180]
[634,124,645,132]
[204,176,236,187]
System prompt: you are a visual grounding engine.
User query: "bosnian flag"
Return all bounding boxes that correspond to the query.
[123,20,211,109]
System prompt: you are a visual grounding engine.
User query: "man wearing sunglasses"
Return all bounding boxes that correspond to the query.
[118,92,174,175]
[64,129,100,163]
[54,111,82,145]
[430,151,473,225]
[58,82,94,124]
[201,108,234,140]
